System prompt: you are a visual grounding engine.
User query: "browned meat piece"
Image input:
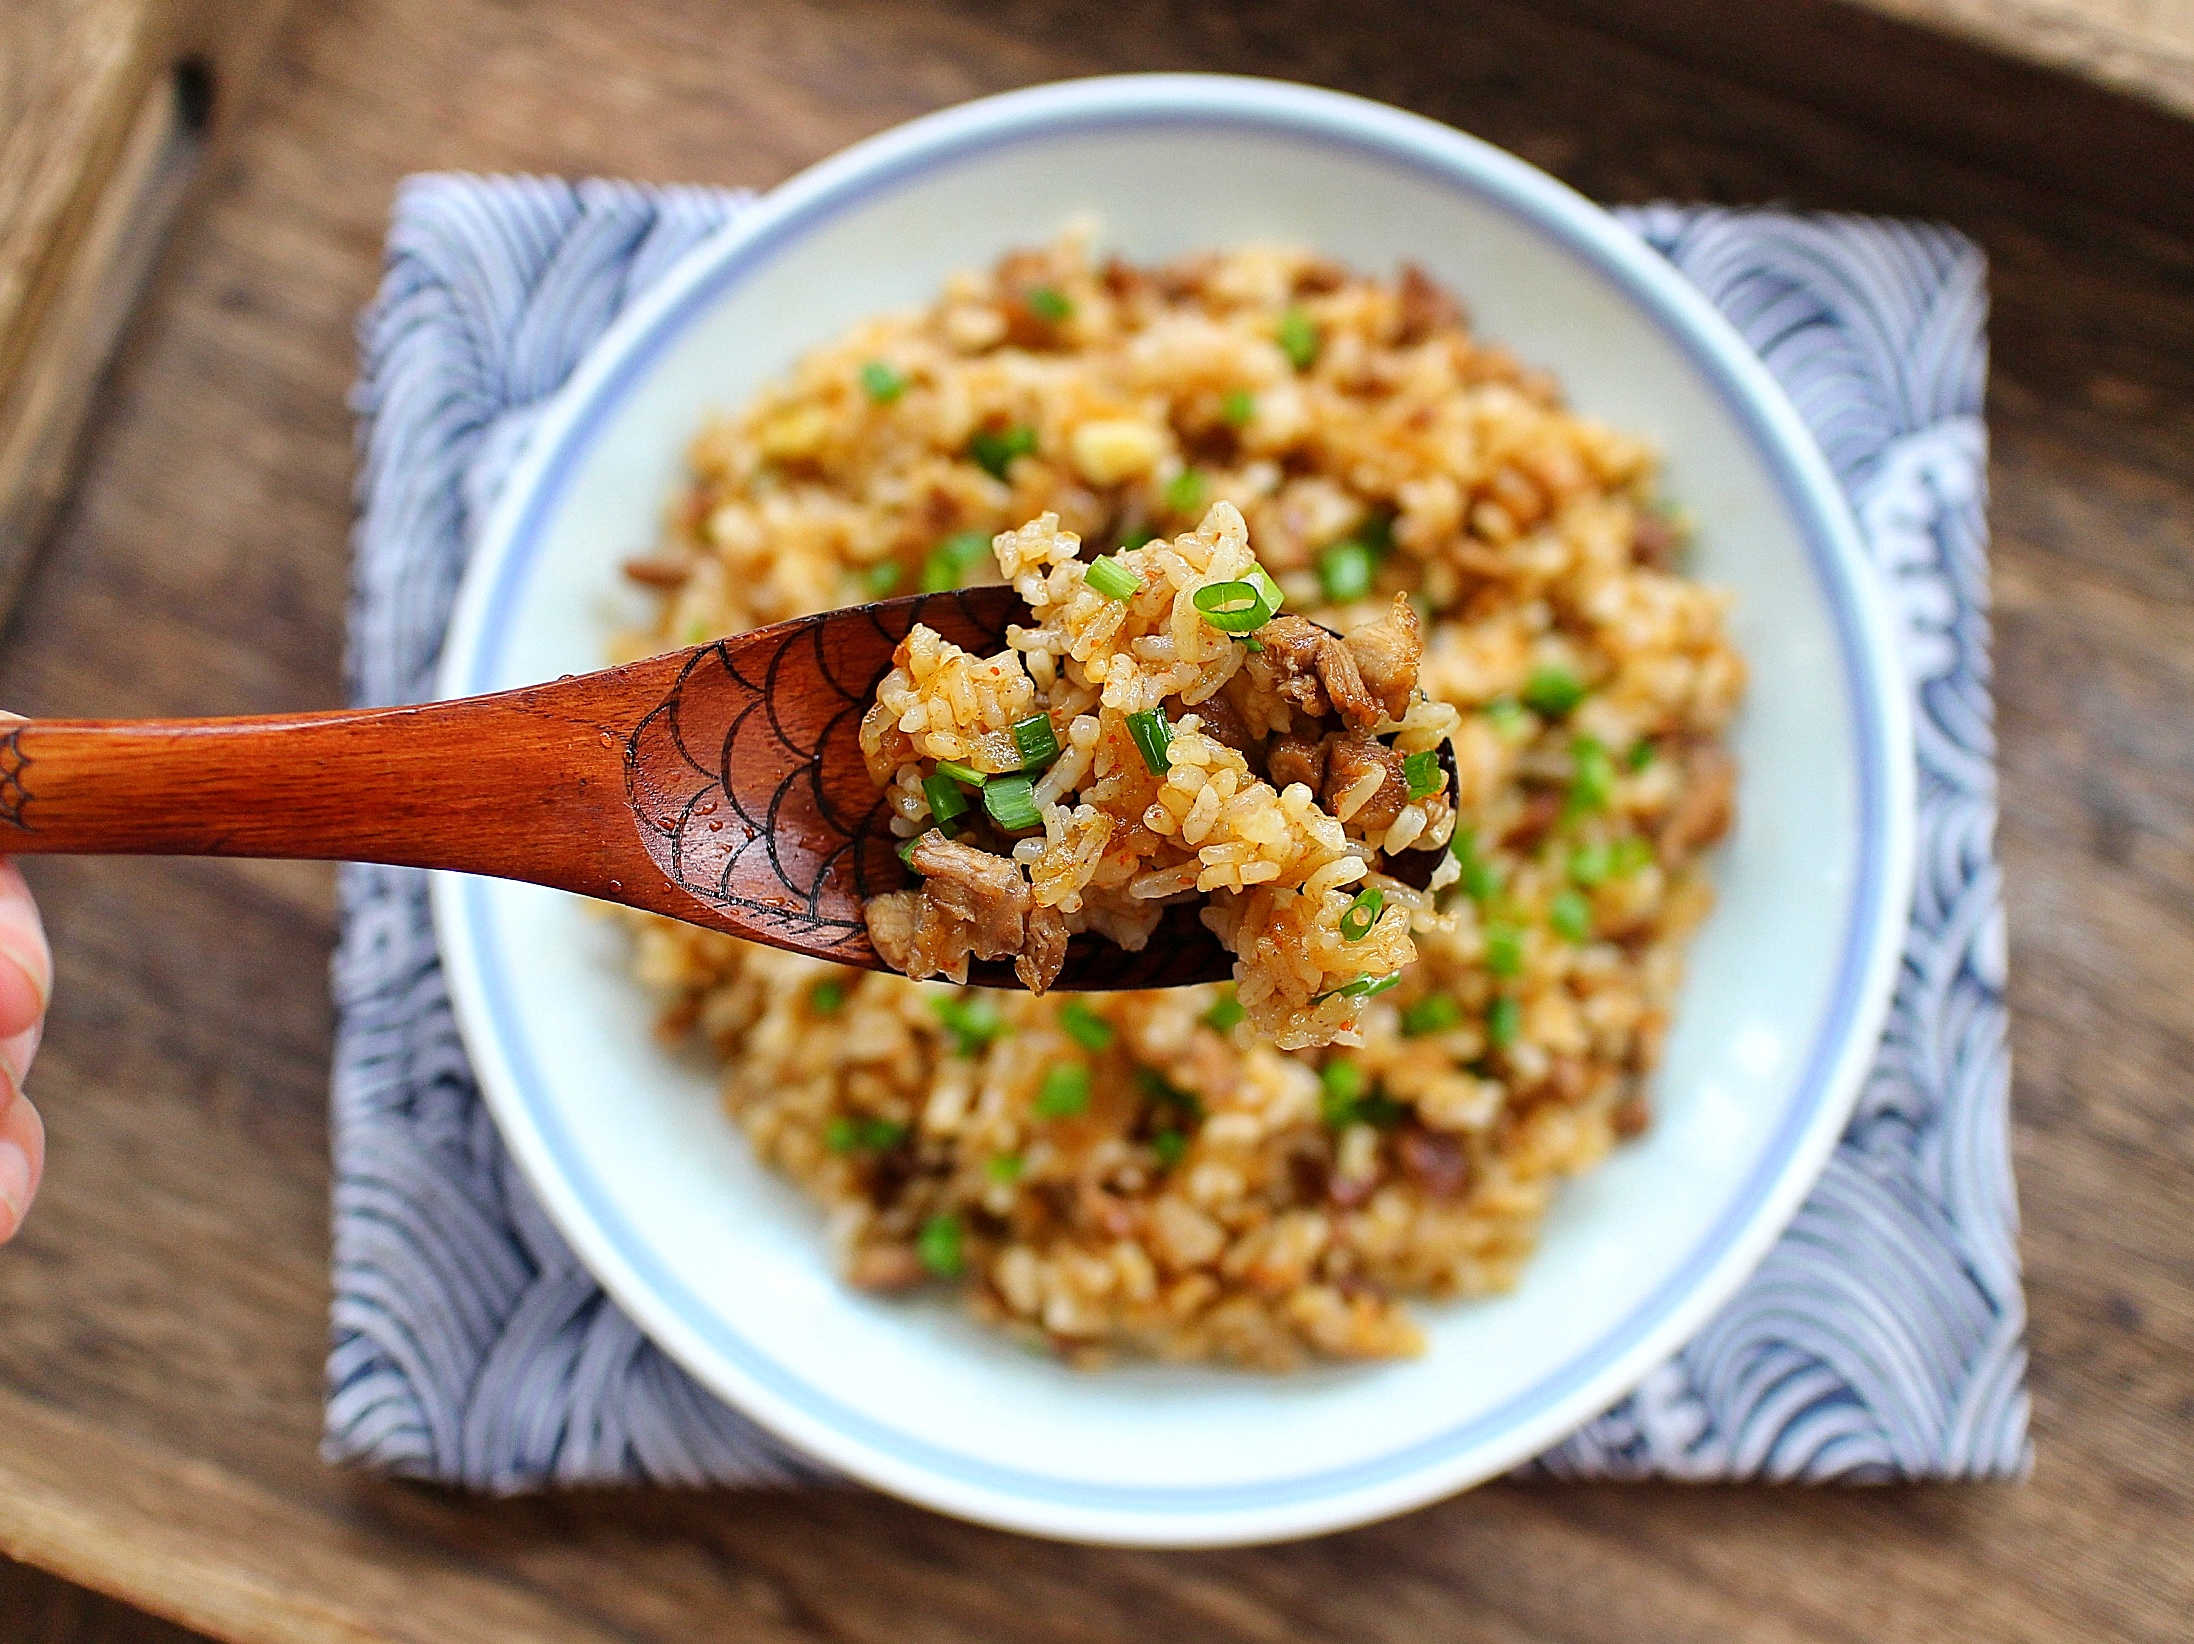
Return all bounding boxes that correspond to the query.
[1322,733,1410,834]
[622,552,693,590]
[1659,743,1737,864]
[1343,595,1423,722]
[1015,903,1070,995]
[1632,511,1679,570]
[1259,616,1385,730]
[1396,1127,1471,1198]
[1266,728,1329,795]
[994,248,1071,348]
[1187,688,1256,756]
[1294,257,1349,296]
[1612,1091,1652,1139]
[868,832,1034,985]
[1502,788,1563,851]
[847,1244,930,1291]
[1394,262,1463,344]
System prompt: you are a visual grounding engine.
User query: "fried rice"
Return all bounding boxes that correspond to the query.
[614,233,1745,1369]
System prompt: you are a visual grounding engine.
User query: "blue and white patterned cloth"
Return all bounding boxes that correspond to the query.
[326,175,2028,1490]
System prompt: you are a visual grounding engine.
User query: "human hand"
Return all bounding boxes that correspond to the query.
[0,860,49,1243]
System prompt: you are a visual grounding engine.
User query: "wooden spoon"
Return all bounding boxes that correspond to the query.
[0,588,1230,991]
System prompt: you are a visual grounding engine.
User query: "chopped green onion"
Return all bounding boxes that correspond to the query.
[859,360,906,404]
[985,1154,1025,1184]
[827,1116,908,1154]
[1277,305,1319,371]
[1484,698,1531,741]
[1165,468,1208,515]
[1550,887,1594,944]
[1134,1066,1203,1118]
[1011,715,1059,770]
[1337,972,1402,1000]
[1192,579,1275,635]
[923,772,969,828]
[1024,285,1073,322]
[1522,665,1586,719]
[1339,886,1385,942]
[1035,1060,1092,1118]
[1127,707,1172,775]
[810,979,847,1016]
[897,835,926,872]
[1086,555,1140,600]
[1450,830,1504,905]
[1116,527,1158,552]
[935,759,986,788]
[1486,994,1522,1049]
[1403,749,1444,799]
[1359,509,1397,556]
[1221,388,1255,427]
[1568,841,1613,887]
[1151,1130,1188,1168]
[982,773,1041,831]
[917,1214,965,1277]
[920,529,991,592]
[1059,999,1114,1052]
[1568,735,1616,816]
[861,560,903,599]
[1628,739,1657,771]
[1319,1059,1365,1128]
[1400,992,1461,1037]
[684,620,712,646]
[1611,835,1656,876]
[1483,922,1525,978]
[1246,564,1287,615]
[1317,540,1376,604]
[968,424,1037,480]
[933,991,1007,1056]
[1201,991,1246,1032]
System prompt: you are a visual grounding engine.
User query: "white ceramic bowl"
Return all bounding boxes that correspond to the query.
[433,74,1914,1546]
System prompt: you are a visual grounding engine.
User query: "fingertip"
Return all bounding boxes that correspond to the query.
[0,1090,40,1244]
[0,861,49,1037]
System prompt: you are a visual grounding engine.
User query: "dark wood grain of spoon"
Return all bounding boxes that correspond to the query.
[0,587,1231,991]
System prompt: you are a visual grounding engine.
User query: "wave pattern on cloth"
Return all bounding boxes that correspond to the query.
[326,178,2027,1490]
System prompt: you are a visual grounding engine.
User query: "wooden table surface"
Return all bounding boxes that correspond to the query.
[3,2,2191,1640]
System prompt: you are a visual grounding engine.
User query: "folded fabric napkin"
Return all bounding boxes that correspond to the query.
[326,174,2028,1490]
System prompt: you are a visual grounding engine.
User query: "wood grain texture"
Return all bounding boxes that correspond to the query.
[0,0,2189,1640]
[1850,0,2194,117]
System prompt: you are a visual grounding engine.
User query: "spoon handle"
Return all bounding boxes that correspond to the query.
[0,670,670,900]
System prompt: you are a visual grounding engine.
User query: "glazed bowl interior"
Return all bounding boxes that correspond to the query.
[434,75,1911,1546]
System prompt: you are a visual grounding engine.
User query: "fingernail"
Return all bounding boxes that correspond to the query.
[0,950,42,1036]
[0,1138,29,1230]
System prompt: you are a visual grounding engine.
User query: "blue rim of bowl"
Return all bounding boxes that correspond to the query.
[445,77,1905,1525]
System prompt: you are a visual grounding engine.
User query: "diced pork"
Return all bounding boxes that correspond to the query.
[1342,595,1423,722]
[1266,729,1328,795]
[1321,733,1411,834]
[869,832,1038,986]
[1395,262,1463,345]
[1259,616,1386,730]
[1659,743,1737,864]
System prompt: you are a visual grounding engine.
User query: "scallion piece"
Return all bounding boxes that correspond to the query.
[1165,467,1208,515]
[1134,1066,1203,1119]
[1116,527,1158,552]
[1339,886,1384,942]
[1035,1060,1092,1119]
[982,773,1041,831]
[1221,388,1255,427]
[1201,991,1245,1032]
[1611,835,1656,876]
[1086,555,1140,600]
[1484,698,1531,741]
[932,991,1006,1056]
[1318,1059,1364,1128]
[859,360,906,404]
[920,529,992,592]
[1569,840,1613,887]
[1449,828,1503,904]
[967,424,1037,480]
[985,1154,1025,1184]
[897,835,926,873]
[1059,999,1114,1052]
[1338,972,1402,1000]
[1317,539,1375,604]
[1568,735,1616,816]
[1628,739,1657,771]
[810,979,847,1016]
[861,560,903,599]
[1483,922,1525,978]
[923,772,969,828]
[935,759,986,788]
[1400,992,1461,1037]
[1191,579,1274,635]
[1127,707,1172,775]
[1025,285,1072,322]
[1277,305,1319,371]
[1486,994,1522,1049]
[1550,887,1594,944]
[1011,714,1059,770]
[1246,564,1286,614]
[1151,1130,1188,1168]
[1522,665,1586,719]
[917,1214,965,1278]
[1403,749,1444,799]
